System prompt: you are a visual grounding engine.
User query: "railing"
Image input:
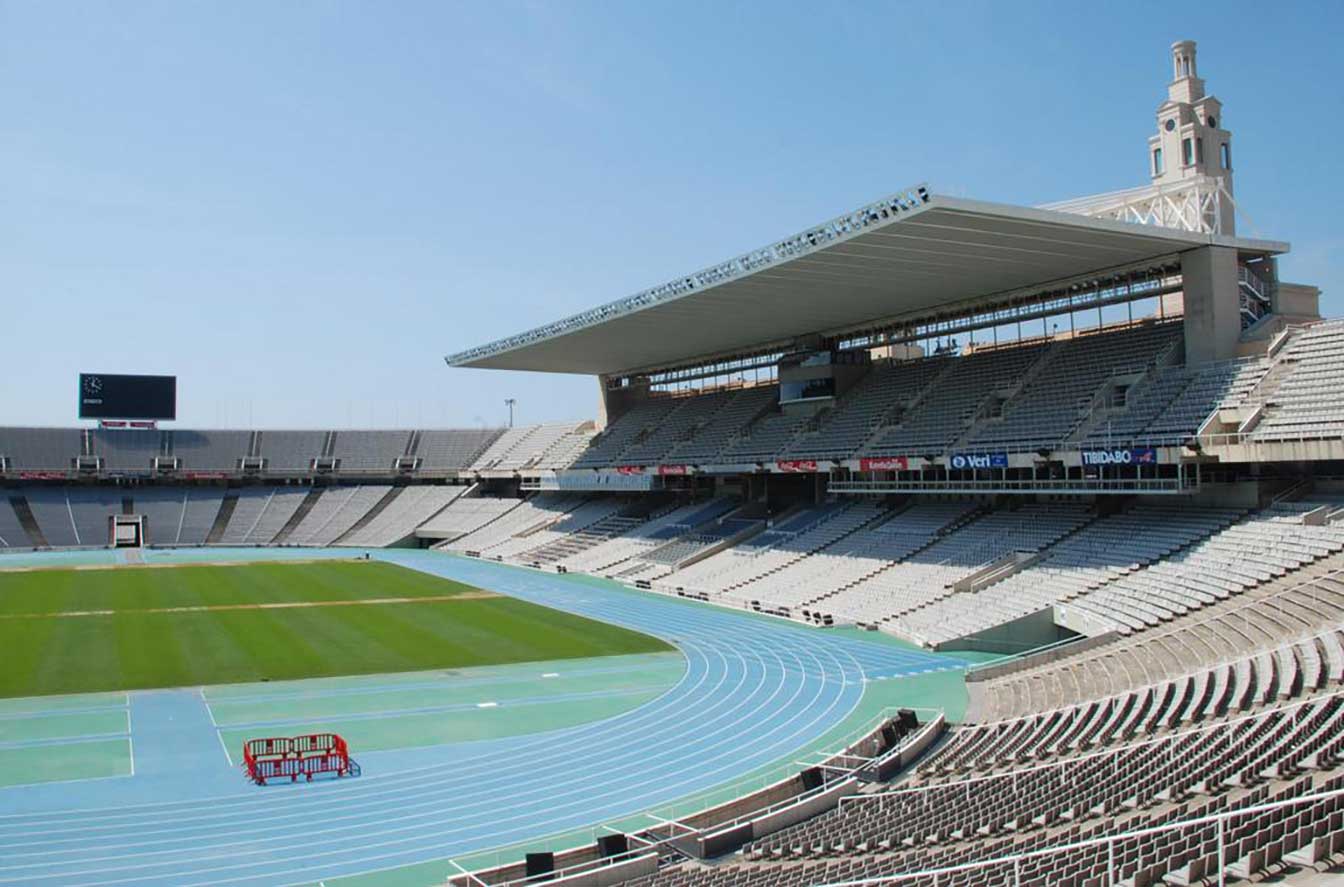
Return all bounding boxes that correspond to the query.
[828,476,1192,495]
[821,786,1344,887]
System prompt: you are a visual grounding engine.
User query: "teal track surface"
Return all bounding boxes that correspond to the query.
[0,549,966,887]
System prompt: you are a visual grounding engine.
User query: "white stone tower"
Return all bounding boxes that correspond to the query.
[1147,40,1235,233]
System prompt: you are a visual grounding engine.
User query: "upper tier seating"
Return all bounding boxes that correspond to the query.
[573,399,686,467]
[715,408,815,464]
[783,358,950,461]
[1087,357,1268,446]
[967,321,1182,449]
[1252,319,1344,441]
[90,430,164,471]
[417,428,504,472]
[617,390,736,466]
[861,343,1046,457]
[171,430,251,472]
[470,422,593,472]
[0,427,83,471]
[330,431,411,473]
[664,386,777,464]
[256,431,327,473]
[531,425,597,470]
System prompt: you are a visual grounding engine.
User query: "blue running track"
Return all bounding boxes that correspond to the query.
[0,550,966,887]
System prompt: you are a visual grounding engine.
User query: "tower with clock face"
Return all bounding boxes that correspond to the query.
[1148,40,1235,233]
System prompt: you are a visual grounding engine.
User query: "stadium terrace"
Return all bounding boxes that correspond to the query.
[7,39,1344,887]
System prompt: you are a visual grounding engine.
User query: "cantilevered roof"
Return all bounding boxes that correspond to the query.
[446,184,1287,376]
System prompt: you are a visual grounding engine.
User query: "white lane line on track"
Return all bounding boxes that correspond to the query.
[475,702,497,709]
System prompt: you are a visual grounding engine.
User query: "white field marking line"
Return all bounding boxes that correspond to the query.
[202,689,234,768]
[0,602,711,828]
[0,603,863,861]
[0,593,501,620]
[125,709,135,778]
[201,658,658,707]
[213,686,660,734]
[0,583,873,858]
[0,626,857,881]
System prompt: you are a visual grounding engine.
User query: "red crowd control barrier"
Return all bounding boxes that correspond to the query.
[242,733,355,785]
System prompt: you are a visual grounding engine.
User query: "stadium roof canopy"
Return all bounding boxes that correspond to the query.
[446,184,1287,377]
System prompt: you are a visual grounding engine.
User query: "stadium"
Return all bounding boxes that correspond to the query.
[3,32,1344,887]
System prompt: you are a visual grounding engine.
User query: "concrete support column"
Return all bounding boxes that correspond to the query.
[1180,246,1240,365]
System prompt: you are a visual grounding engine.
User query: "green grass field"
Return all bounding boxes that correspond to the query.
[0,560,671,697]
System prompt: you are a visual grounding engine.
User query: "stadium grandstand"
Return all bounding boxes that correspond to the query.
[6,38,1344,887]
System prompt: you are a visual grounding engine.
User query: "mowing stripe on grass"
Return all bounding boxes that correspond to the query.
[0,591,502,620]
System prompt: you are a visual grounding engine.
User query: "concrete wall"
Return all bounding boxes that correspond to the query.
[1181,246,1241,365]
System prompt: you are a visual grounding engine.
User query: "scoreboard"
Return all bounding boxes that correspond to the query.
[78,374,177,421]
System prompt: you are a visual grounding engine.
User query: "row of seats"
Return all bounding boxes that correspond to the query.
[1056,506,1344,636]
[968,555,1344,723]
[815,504,1092,625]
[0,483,474,550]
[0,426,509,474]
[1254,319,1344,441]
[899,504,1242,647]
[932,632,1344,777]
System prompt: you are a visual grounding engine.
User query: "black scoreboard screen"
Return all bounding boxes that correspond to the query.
[78,374,177,421]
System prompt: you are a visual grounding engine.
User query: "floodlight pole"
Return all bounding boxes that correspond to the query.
[504,398,516,428]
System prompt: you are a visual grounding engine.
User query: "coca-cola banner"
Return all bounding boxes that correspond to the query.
[775,460,818,473]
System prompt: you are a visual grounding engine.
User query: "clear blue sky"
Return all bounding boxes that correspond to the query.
[3,1,1340,429]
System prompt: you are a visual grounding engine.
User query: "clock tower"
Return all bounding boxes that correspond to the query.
[1147,40,1235,233]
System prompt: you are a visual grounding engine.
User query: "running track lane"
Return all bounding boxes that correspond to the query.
[0,551,965,887]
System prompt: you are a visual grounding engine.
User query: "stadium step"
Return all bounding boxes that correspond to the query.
[205,494,238,544]
[271,488,324,544]
[8,495,47,547]
[333,486,404,545]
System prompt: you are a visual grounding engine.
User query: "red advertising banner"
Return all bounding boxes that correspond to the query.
[859,456,909,471]
[615,465,646,475]
[182,472,228,480]
[657,465,689,476]
[19,471,67,480]
[775,460,818,473]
